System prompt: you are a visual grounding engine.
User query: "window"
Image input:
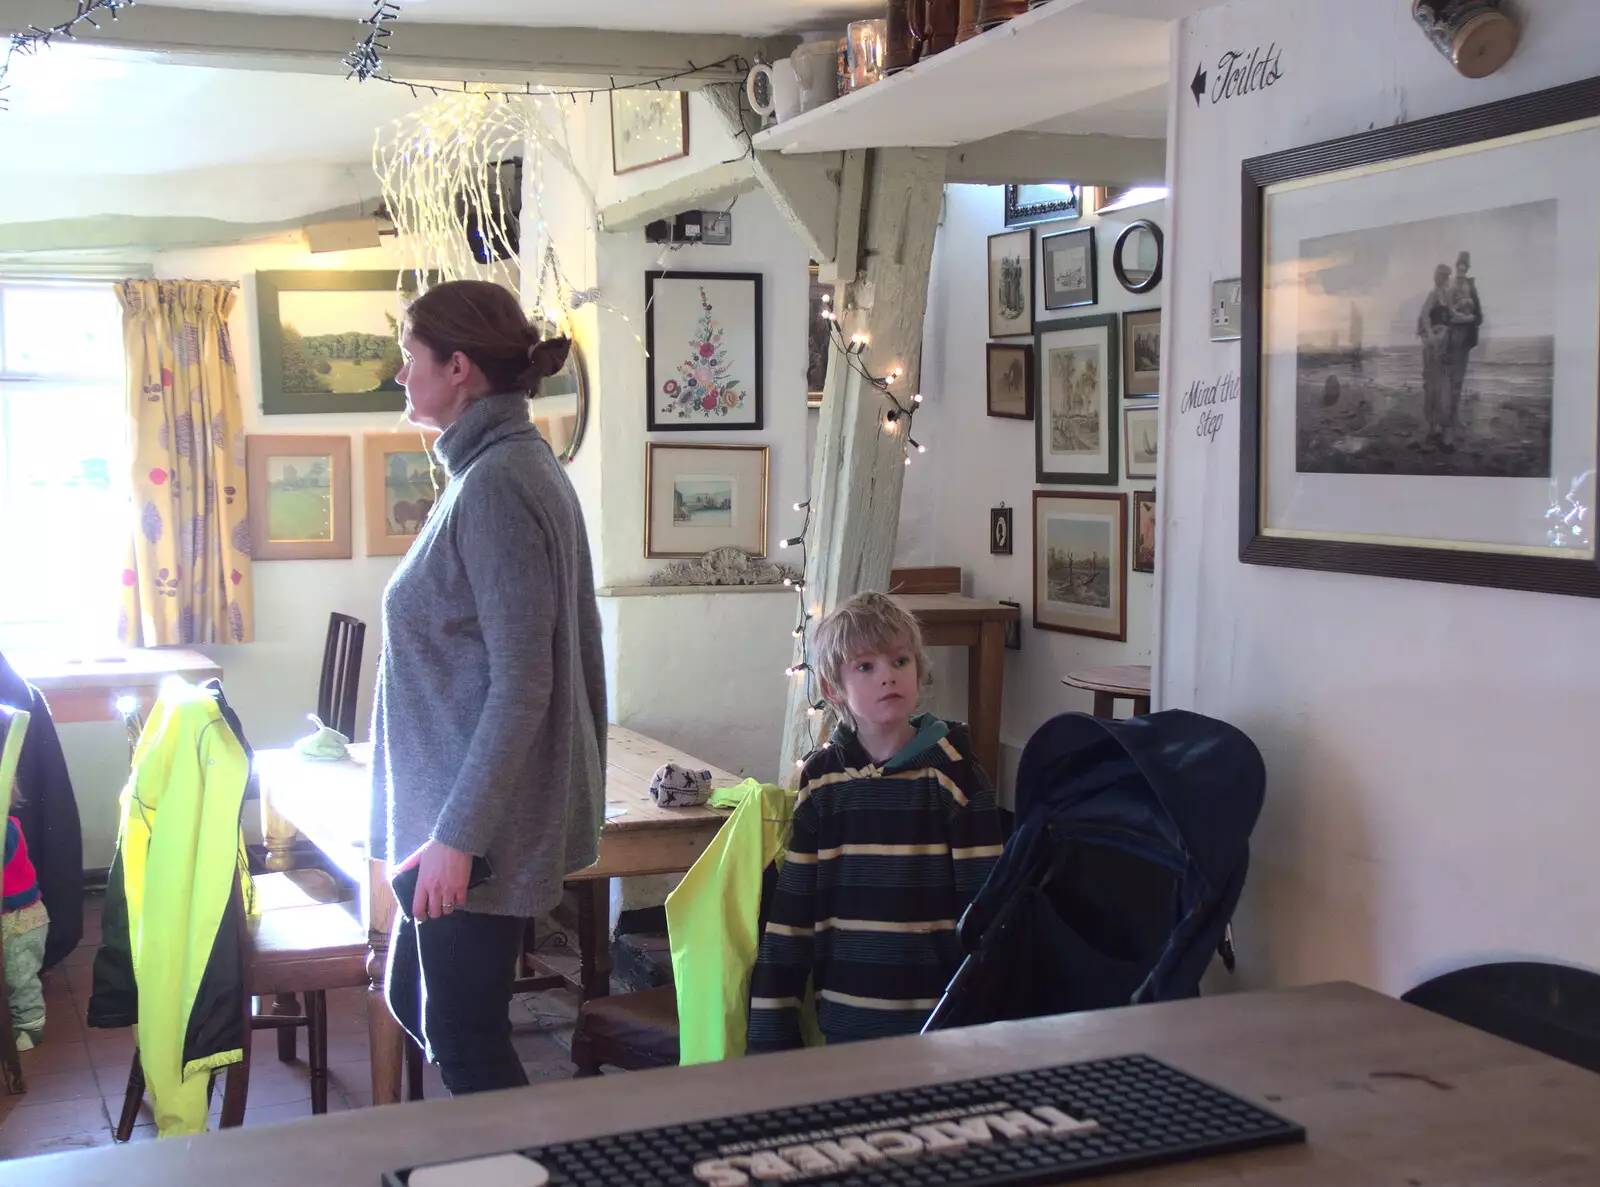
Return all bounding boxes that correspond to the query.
[0,281,128,652]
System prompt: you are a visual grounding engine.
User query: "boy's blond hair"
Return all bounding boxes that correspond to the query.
[812,591,931,727]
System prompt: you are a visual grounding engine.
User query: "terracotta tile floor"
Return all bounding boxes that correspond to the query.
[0,896,580,1162]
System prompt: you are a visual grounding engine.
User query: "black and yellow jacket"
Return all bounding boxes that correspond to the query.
[88,679,256,1136]
[747,715,1005,1052]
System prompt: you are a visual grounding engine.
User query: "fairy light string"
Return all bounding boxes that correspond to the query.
[0,0,135,111]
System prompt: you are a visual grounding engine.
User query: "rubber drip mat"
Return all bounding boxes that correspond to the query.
[386,1053,1305,1186]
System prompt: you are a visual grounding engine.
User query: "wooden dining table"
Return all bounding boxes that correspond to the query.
[254,725,736,1107]
[10,981,1600,1185]
[11,647,221,724]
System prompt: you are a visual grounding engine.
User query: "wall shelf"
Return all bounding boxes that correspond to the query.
[751,0,1211,156]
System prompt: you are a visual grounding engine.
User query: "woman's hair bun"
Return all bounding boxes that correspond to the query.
[519,326,572,391]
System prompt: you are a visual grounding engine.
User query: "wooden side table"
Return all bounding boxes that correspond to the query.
[1063,664,1151,719]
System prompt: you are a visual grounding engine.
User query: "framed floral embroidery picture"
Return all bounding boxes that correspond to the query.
[645,271,764,431]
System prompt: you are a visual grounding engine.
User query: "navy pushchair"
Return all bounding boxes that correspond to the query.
[925,709,1265,1031]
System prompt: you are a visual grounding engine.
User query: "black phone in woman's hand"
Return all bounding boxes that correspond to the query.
[390,854,493,919]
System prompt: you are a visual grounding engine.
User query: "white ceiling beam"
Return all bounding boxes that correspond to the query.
[944,132,1167,187]
[0,2,788,86]
[597,159,759,233]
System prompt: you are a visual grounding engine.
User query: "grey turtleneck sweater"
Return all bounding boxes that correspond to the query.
[369,392,606,919]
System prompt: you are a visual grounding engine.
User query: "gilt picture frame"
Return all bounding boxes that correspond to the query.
[363,431,443,558]
[245,434,352,561]
[645,442,769,558]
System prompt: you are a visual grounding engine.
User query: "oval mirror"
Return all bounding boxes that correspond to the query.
[527,322,588,463]
[1112,220,1165,294]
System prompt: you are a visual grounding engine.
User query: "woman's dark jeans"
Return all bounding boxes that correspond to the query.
[385,909,529,1095]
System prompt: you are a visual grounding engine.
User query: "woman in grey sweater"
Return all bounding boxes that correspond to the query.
[371,280,606,1094]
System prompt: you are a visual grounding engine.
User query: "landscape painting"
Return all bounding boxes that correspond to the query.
[277,290,404,398]
[1133,490,1156,574]
[673,476,734,525]
[1036,314,1119,484]
[266,455,333,542]
[1123,307,1161,396]
[383,451,436,535]
[1293,199,1556,478]
[363,431,441,557]
[1033,491,1126,640]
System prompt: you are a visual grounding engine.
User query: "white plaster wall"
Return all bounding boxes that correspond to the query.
[898,186,1167,799]
[1161,0,1600,994]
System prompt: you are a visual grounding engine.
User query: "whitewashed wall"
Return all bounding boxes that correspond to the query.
[1161,0,1600,994]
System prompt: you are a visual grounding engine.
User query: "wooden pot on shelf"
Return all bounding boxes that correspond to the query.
[922,0,960,56]
[976,0,1030,29]
[955,0,983,43]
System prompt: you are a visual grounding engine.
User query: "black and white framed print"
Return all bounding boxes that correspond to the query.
[1124,400,1159,481]
[990,504,1014,555]
[646,271,764,431]
[1035,313,1120,485]
[1033,491,1127,641]
[1241,74,1600,599]
[986,343,1033,419]
[987,229,1033,337]
[1122,307,1161,397]
[1040,226,1097,311]
[1133,489,1156,575]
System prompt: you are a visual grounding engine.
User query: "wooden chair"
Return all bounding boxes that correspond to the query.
[113,872,368,1138]
[570,985,679,1076]
[0,705,32,1096]
[318,613,366,740]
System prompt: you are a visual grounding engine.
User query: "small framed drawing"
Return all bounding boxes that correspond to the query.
[1124,400,1159,481]
[1122,307,1161,397]
[1033,491,1127,641]
[807,264,830,408]
[646,442,769,558]
[1210,277,1242,341]
[245,435,352,561]
[610,90,689,175]
[363,431,443,557]
[646,271,764,431]
[990,504,1014,555]
[1040,226,1097,311]
[1133,490,1157,574]
[256,270,435,416]
[1242,73,1600,598]
[1035,313,1120,485]
[985,343,1033,419]
[987,229,1033,337]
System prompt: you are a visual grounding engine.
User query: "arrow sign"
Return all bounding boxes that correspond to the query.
[1191,62,1208,106]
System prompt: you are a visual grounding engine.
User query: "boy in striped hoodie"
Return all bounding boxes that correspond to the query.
[748,592,1005,1052]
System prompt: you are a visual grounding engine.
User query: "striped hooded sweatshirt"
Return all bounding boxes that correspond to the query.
[747,714,1005,1052]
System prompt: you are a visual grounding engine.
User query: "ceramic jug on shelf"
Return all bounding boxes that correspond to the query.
[790,39,840,112]
[922,0,960,56]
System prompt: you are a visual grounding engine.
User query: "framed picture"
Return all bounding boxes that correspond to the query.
[1124,400,1159,481]
[646,271,764,431]
[610,90,689,175]
[1122,307,1161,397]
[990,504,1014,555]
[985,343,1033,419]
[363,431,443,557]
[645,442,769,558]
[1040,226,1097,311]
[1004,184,1080,226]
[256,270,433,416]
[1210,277,1242,342]
[1035,313,1120,485]
[1241,74,1600,599]
[807,264,830,408]
[527,323,588,463]
[1133,490,1157,574]
[1032,491,1127,640]
[245,435,352,561]
[987,229,1033,338]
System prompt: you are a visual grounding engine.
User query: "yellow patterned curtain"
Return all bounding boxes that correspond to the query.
[117,281,255,646]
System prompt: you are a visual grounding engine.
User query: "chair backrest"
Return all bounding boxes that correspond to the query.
[0,705,30,821]
[1403,962,1600,1076]
[317,613,366,739]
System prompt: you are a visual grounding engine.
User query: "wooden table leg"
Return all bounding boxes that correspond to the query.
[1093,691,1116,719]
[365,858,404,1107]
[576,879,612,1001]
[966,620,1007,781]
[1131,694,1151,717]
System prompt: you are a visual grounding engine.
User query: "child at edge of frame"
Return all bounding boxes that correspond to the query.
[3,787,48,1052]
[746,590,1006,1053]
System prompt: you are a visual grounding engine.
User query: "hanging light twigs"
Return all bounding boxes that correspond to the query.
[344,0,401,82]
[0,0,136,111]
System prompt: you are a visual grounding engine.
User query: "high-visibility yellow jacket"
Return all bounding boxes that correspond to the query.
[89,679,255,1136]
[666,780,819,1064]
